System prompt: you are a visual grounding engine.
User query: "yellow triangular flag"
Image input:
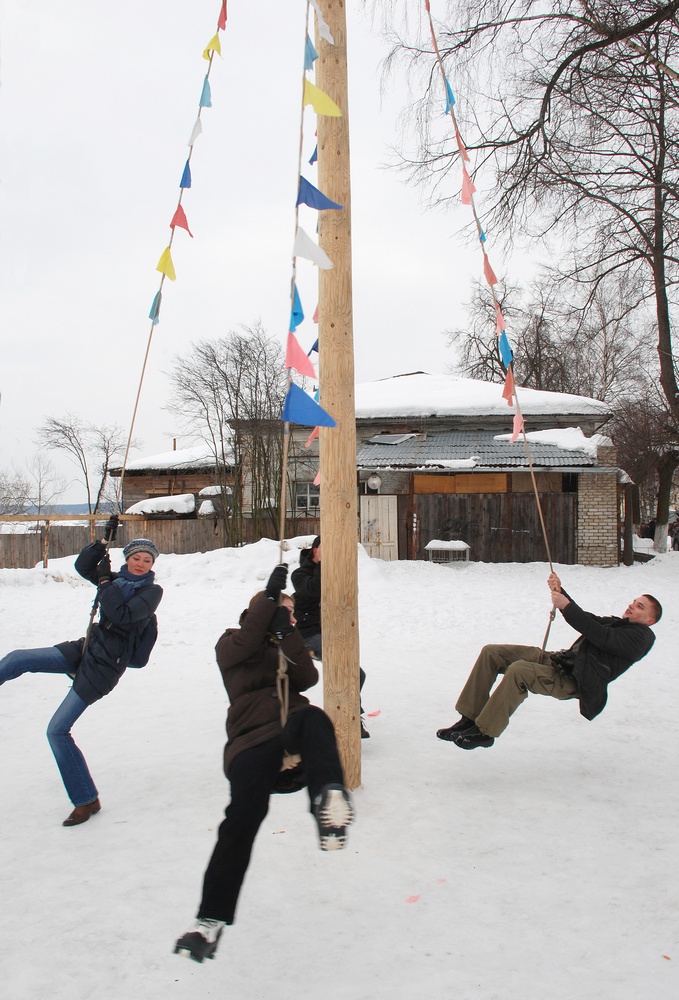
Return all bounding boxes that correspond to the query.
[156,247,176,281]
[202,33,221,60]
[303,79,342,117]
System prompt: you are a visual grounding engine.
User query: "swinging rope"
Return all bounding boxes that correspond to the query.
[424,0,558,646]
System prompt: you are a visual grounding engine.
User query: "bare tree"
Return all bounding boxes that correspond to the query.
[0,468,31,514]
[166,323,289,544]
[37,415,127,513]
[25,456,67,515]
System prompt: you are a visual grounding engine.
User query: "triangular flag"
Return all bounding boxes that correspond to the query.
[180,160,192,189]
[149,290,162,325]
[304,34,318,71]
[483,251,498,287]
[282,382,336,427]
[156,247,176,281]
[498,331,514,368]
[199,76,212,108]
[479,229,487,243]
[309,339,319,354]
[455,126,470,162]
[290,286,304,332]
[202,33,221,60]
[313,469,321,486]
[309,144,318,165]
[495,306,506,334]
[293,226,334,269]
[313,303,319,323]
[218,1,227,30]
[305,427,320,448]
[501,366,515,406]
[461,166,476,205]
[188,117,202,146]
[297,176,343,211]
[445,78,456,113]
[303,79,342,117]
[509,413,524,443]
[286,333,317,378]
[170,204,193,237]
[309,0,334,44]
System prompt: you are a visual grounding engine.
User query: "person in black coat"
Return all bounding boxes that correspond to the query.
[437,572,660,749]
[0,520,162,825]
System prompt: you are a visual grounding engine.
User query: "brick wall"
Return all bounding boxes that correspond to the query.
[577,445,619,566]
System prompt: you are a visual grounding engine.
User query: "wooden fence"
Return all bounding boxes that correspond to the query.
[0,515,321,569]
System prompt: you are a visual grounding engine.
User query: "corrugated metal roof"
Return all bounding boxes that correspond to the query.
[356,430,598,470]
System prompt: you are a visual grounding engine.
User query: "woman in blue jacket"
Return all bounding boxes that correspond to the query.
[0,526,163,826]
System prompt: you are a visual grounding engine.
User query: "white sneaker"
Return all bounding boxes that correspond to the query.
[173,918,225,963]
[313,784,355,851]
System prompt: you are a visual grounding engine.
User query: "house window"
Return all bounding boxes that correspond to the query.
[295,481,320,516]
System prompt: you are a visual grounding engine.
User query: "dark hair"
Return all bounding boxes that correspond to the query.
[312,535,321,550]
[642,594,662,623]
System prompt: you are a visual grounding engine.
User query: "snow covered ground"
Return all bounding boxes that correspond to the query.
[0,537,677,999]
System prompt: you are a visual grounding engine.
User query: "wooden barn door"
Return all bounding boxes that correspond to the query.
[360,495,399,560]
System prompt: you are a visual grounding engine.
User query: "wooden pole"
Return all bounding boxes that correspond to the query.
[315,0,361,789]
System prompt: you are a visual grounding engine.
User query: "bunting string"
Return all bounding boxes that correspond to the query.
[425,0,556,645]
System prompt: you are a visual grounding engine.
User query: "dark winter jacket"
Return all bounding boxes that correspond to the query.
[558,592,655,721]
[55,540,163,705]
[290,547,321,638]
[216,593,318,775]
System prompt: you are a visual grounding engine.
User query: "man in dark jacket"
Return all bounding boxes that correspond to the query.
[436,572,661,749]
[174,564,354,965]
[291,535,370,737]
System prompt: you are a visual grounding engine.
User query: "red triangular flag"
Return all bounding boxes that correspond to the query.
[218,1,227,30]
[502,366,515,406]
[170,204,193,237]
[483,252,498,287]
[286,332,316,378]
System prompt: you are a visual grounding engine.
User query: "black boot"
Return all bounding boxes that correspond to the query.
[453,725,495,749]
[436,716,475,741]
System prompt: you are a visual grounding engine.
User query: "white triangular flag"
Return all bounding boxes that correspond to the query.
[188,117,203,147]
[309,0,334,44]
[293,226,334,269]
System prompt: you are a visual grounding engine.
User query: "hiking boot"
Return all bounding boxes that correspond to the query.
[174,919,225,963]
[436,717,475,741]
[312,784,354,851]
[360,717,370,739]
[453,725,495,750]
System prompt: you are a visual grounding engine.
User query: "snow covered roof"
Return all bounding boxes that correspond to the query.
[116,443,233,473]
[126,494,196,515]
[354,372,610,421]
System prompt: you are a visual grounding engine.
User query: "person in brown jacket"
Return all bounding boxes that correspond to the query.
[174,564,354,964]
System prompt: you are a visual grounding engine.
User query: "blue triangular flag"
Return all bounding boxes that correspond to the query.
[309,145,318,165]
[498,331,514,369]
[304,34,318,71]
[479,229,487,243]
[200,76,212,108]
[290,286,304,332]
[180,160,192,189]
[282,382,336,427]
[445,78,456,113]
[297,176,343,211]
[308,339,319,355]
[149,290,162,325]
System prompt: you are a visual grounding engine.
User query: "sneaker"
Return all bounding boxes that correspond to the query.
[436,716,475,741]
[174,919,225,963]
[312,784,355,851]
[453,725,495,750]
[360,717,371,739]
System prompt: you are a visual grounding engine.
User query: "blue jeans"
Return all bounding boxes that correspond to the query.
[0,646,98,807]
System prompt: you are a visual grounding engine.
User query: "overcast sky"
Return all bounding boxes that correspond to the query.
[0,0,520,502]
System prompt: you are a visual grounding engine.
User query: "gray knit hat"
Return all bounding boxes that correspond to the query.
[123,538,159,563]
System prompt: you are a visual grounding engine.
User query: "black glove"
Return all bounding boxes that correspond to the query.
[265,564,288,601]
[103,514,119,542]
[269,606,295,640]
[96,554,112,587]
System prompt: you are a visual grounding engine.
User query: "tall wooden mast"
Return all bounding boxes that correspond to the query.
[315,0,361,789]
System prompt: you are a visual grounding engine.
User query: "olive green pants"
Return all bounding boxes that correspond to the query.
[455,644,579,738]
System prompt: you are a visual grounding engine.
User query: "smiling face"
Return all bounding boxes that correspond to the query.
[126,551,155,576]
[622,596,656,625]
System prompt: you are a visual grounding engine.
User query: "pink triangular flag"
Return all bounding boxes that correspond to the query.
[313,469,321,486]
[509,413,524,442]
[502,367,515,406]
[461,166,476,205]
[285,332,316,378]
[313,303,319,323]
[305,426,320,448]
[495,305,506,333]
[170,204,193,237]
[483,252,498,287]
[455,126,470,163]
[218,1,227,30]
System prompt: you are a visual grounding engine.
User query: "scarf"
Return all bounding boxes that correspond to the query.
[112,565,156,600]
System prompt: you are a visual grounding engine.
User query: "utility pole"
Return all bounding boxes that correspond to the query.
[315,0,361,789]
